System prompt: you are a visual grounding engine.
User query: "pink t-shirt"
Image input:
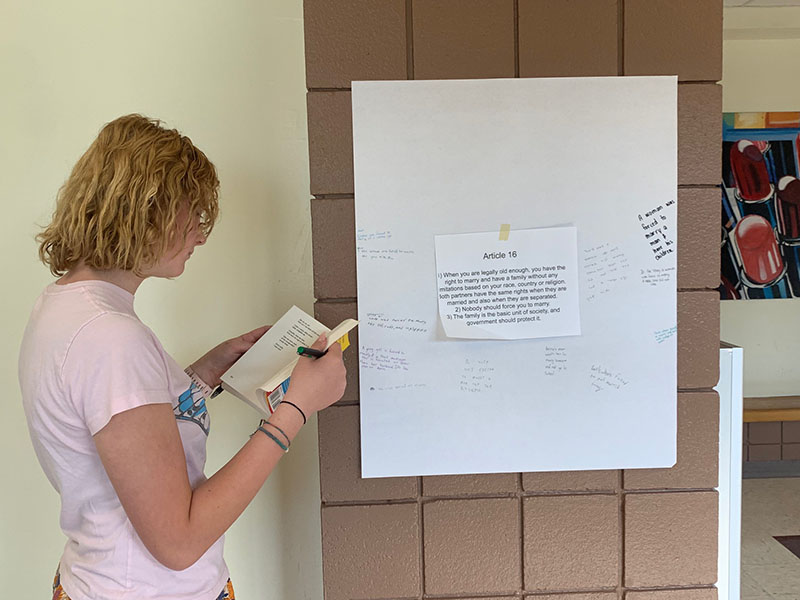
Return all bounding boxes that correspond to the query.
[19,281,228,600]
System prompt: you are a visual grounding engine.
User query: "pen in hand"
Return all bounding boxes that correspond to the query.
[297,346,327,358]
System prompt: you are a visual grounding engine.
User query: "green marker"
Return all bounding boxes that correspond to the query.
[297,346,327,358]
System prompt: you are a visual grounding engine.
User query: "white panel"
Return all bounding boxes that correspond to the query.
[716,345,744,600]
[353,77,677,477]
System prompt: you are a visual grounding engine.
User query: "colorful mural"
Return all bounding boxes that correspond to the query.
[722,112,800,299]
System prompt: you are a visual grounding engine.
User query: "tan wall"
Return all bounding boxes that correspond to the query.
[305,1,723,598]
[1,2,322,596]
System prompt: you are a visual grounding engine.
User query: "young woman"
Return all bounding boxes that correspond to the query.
[19,114,346,599]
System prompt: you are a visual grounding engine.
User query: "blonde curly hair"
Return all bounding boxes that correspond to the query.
[37,114,219,276]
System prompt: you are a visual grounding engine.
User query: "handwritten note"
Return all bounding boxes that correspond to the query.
[637,199,675,261]
[356,228,393,242]
[641,267,675,287]
[654,325,677,344]
[583,243,630,302]
[364,312,429,334]
[358,248,415,261]
[369,383,427,392]
[544,346,568,376]
[360,347,410,372]
[459,358,495,393]
[590,364,630,392]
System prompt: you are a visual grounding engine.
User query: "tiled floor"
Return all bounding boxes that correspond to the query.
[741,477,800,599]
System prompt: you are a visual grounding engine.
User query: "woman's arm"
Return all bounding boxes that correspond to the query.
[93,337,345,571]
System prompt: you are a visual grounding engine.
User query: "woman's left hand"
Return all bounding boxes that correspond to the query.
[189,325,270,387]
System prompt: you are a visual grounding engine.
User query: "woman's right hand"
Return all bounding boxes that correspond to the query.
[284,334,347,416]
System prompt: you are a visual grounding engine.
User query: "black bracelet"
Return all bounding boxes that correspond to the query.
[280,400,307,424]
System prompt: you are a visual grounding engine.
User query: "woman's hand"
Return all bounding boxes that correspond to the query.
[190,325,270,387]
[283,334,347,416]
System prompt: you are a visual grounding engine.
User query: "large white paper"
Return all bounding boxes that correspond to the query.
[353,76,677,478]
[435,226,581,339]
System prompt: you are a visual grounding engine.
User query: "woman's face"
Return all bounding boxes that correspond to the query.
[145,204,206,279]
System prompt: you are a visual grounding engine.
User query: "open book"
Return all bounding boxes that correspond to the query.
[220,305,358,416]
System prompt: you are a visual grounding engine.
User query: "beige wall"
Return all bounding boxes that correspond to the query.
[721,6,800,397]
[1,1,324,597]
[306,1,722,598]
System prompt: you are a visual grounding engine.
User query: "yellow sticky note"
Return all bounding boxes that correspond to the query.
[336,332,350,352]
[499,224,511,241]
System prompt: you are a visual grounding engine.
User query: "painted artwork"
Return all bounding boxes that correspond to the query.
[721,111,800,300]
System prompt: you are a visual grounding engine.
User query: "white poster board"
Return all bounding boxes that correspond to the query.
[353,77,677,478]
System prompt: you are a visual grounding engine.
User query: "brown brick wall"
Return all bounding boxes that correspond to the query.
[305,1,722,598]
[745,421,800,462]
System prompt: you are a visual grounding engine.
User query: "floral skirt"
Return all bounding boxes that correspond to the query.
[52,565,235,599]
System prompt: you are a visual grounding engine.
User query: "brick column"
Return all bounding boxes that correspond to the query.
[305,1,723,598]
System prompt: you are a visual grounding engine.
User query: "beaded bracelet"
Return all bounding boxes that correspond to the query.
[184,366,215,399]
[251,425,289,453]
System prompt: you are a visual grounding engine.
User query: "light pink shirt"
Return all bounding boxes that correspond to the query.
[19,281,228,599]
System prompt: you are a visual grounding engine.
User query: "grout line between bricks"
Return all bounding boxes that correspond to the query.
[422,586,618,598]
[518,472,525,593]
[622,487,718,495]
[315,297,357,303]
[624,584,717,592]
[618,0,624,76]
[311,194,354,200]
[419,586,714,599]
[406,0,414,80]
[320,487,718,509]
[423,593,520,599]
[527,588,618,596]
[618,469,625,598]
[780,423,785,460]
[307,87,351,92]
[513,0,520,78]
[418,475,425,600]
[321,498,417,508]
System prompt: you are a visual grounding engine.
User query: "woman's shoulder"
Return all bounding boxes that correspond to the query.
[44,279,135,315]
[59,310,171,400]
[37,281,150,344]
[68,310,159,358]
[22,282,149,369]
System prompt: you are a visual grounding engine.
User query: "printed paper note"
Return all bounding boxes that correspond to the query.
[434,226,581,339]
